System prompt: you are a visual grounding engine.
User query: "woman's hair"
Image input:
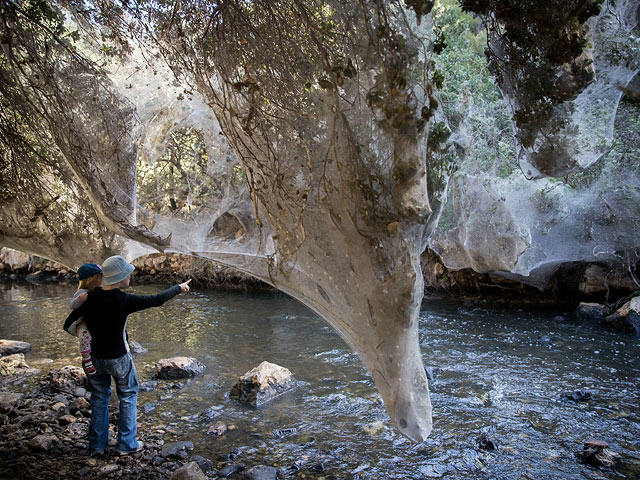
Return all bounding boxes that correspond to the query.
[78,273,103,290]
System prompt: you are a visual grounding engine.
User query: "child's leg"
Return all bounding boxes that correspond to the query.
[77,323,96,375]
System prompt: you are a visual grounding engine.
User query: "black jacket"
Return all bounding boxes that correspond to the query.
[63,285,181,359]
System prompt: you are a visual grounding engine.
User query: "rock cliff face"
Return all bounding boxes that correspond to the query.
[426,87,640,296]
[2,246,636,304]
[0,248,264,289]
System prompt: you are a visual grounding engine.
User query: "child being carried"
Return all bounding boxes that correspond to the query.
[67,263,103,375]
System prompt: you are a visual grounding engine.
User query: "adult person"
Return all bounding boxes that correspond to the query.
[64,255,191,456]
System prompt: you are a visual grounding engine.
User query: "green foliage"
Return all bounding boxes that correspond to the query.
[433,0,501,111]
[459,0,603,167]
[428,0,517,187]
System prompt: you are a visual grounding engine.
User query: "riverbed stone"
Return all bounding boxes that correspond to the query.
[48,366,86,393]
[207,421,228,436]
[0,392,23,412]
[99,464,120,475]
[129,341,149,355]
[244,465,279,480]
[70,396,90,414]
[424,366,442,382]
[160,441,194,459]
[170,462,207,480]
[576,302,610,320]
[0,353,38,379]
[575,440,622,467]
[189,455,216,474]
[602,312,639,333]
[0,339,31,356]
[58,414,77,425]
[156,357,205,379]
[28,434,60,452]
[476,425,498,450]
[220,464,245,477]
[229,361,297,406]
[561,390,592,402]
[202,404,223,419]
[140,380,158,392]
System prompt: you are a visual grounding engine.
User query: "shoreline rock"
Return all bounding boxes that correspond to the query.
[0,353,39,382]
[0,339,31,356]
[602,296,640,334]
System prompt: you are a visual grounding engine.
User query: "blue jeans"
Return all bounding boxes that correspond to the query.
[87,353,140,452]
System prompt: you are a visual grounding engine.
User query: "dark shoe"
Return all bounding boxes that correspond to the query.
[115,440,144,456]
[89,449,105,458]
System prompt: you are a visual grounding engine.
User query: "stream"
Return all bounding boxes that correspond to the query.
[1,281,639,479]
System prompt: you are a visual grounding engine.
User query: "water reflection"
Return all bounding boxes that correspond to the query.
[1,282,639,479]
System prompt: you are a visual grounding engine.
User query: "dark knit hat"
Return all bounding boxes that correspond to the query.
[77,263,102,280]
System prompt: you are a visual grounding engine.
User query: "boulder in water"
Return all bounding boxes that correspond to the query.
[576,302,611,320]
[229,361,297,406]
[0,339,31,356]
[575,440,621,467]
[476,425,499,450]
[561,390,592,402]
[156,357,205,379]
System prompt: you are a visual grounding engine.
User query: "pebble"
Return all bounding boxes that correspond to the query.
[561,390,592,402]
[99,464,120,474]
[207,421,228,436]
[219,463,245,476]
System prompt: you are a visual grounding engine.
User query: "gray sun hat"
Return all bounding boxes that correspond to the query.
[102,255,135,286]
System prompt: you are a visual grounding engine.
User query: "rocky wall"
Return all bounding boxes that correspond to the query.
[0,247,266,289]
[2,247,637,304]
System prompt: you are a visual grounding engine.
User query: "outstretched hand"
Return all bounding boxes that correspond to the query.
[179,278,192,293]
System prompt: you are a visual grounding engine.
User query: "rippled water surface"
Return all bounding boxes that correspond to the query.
[1,281,639,479]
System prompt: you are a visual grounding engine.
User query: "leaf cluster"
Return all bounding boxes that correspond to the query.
[460,0,603,152]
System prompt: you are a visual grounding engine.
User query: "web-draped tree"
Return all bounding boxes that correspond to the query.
[0,0,635,440]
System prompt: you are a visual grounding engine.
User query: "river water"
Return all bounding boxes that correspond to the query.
[1,281,639,479]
